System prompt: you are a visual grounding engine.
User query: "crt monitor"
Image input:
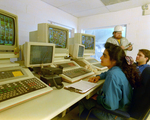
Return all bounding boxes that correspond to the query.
[30,23,69,57]
[73,33,95,56]
[24,42,55,68]
[72,44,85,59]
[0,9,19,60]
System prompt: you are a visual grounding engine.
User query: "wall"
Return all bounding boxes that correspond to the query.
[1,0,150,62]
[0,0,78,45]
[78,7,150,61]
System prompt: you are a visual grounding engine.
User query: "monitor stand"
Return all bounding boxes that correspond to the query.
[0,58,19,68]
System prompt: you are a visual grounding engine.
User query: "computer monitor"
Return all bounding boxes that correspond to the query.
[69,44,85,59]
[29,23,69,58]
[0,9,19,61]
[24,42,55,68]
[73,33,95,56]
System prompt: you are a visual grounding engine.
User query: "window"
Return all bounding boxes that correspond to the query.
[84,25,126,61]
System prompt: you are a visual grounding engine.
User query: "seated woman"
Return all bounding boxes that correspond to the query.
[79,42,141,120]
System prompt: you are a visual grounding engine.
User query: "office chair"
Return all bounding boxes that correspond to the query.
[84,67,150,120]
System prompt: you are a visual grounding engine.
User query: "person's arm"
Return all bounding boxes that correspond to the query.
[120,46,125,49]
[88,76,100,83]
[97,71,107,79]
[122,38,133,51]
[126,45,133,51]
[121,45,132,51]
[89,71,108,83]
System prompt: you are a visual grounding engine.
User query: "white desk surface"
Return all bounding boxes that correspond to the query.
[0,72,105,120]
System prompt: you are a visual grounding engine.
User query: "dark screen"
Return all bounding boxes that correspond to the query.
[30,45,53,64]
[78,46,84,57]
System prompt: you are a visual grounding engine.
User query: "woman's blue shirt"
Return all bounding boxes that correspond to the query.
[96,66,133,110]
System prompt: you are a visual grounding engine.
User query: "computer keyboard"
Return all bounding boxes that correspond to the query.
[73,60,86,67]
[92,63,108,71]
[86,59,98,63]
[0,69,22,79]
[0,76,52,111]
[0,78,46,102]
[63,67,91,78]
[93,63,104,68]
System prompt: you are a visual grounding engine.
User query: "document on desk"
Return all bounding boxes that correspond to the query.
[64,80,98,94]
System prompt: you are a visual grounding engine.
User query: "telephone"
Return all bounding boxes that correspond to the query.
[40,67,64,89]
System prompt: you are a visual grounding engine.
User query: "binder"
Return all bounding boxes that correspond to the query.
[64,80,98,94]
[125,42,134,49]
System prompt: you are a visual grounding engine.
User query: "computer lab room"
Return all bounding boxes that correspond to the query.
[0,0,150,120]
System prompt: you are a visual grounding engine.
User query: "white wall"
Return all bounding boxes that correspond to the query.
[1,0,150,62]
[78,7,150,62]
[0,0,78,45]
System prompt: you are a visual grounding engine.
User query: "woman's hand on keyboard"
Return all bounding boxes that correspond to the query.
[88,76,100,83]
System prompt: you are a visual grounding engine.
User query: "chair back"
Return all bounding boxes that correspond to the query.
[129,67,150,119]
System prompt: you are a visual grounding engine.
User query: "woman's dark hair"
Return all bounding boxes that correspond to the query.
[104,42,141,88]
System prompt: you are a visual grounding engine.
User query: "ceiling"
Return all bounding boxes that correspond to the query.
[41,0,150,18]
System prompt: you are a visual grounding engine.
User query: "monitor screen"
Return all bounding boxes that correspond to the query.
[24,42,55,67]
[30,45,53,64]
[0,14,15,46]
[0,9,19,59]
[48,27,67,48]
[78,46,84,57]
[82,35,94,49]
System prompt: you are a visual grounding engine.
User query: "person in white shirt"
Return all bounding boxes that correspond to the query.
[106,25,132,53]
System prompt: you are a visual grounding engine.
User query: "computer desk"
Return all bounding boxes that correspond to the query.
[0,70,107,120]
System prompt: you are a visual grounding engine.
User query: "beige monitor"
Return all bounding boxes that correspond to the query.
[0,9,19,62]
[29,23,69,58]
[24,42,55,68]
[69,44,85,59]
[73,33,95,57]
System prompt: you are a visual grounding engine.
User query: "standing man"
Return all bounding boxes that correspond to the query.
[106,25,133,53]
[136,49,150,74]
